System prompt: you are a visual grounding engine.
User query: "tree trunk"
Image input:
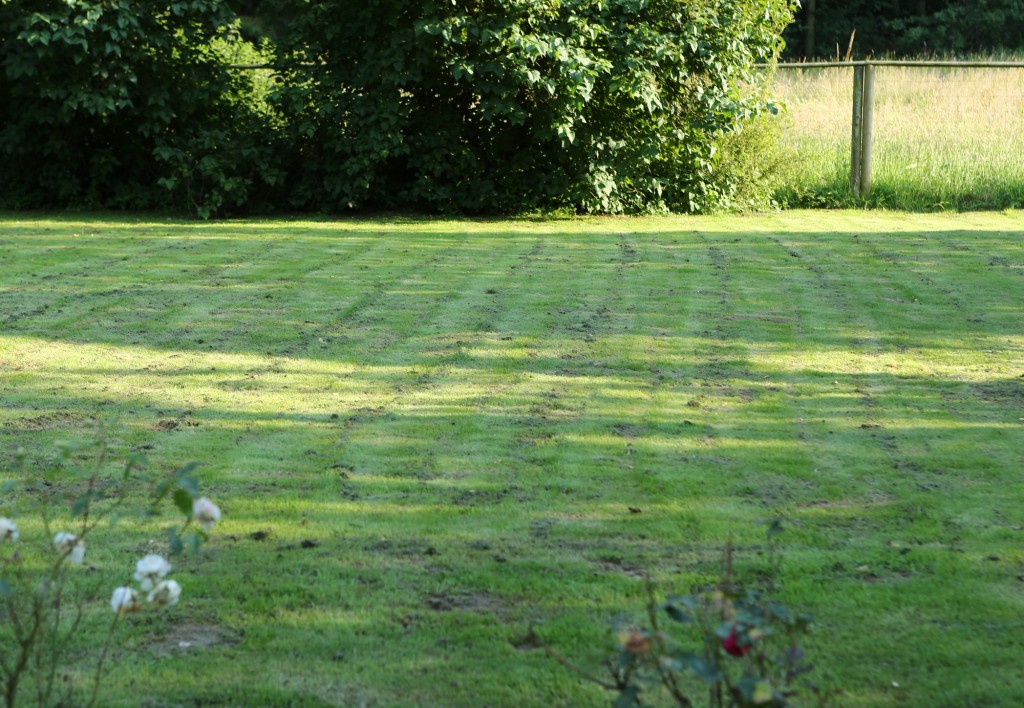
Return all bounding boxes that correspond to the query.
[804,0,817,60]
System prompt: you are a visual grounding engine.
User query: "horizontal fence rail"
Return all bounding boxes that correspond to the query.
[766,60,1024,69]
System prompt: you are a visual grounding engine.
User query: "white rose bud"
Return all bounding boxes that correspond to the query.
[192,497,221,531]
[110,587,141,616]
[133,554,172,591]
[53,532,86,564]
[147,579,182,608]
[0,517,18,543]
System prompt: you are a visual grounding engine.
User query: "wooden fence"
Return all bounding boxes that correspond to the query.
[767,60,1024,197]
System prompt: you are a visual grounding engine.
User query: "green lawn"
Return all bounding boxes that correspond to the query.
[1,211,1023,706]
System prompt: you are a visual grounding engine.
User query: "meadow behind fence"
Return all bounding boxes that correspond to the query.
[772,62,1024,210]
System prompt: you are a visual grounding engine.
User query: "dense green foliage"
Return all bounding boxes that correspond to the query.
[0,0,276,216]
[270,0,794,214]
[785,0,1024,59]
[0,0,795,216]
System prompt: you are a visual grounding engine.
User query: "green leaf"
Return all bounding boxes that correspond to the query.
[664,603,693,624]
[168,528,184,555]
[71,491,94,517]
[123,453,147,479]
[613,685,642,708]
[768,603,791,623]
[173,462,200,480]
[738,675,775,704]
[153,478,173,500]
[126,452,148,468]
[752,681,774,704]
[186,532,201,554]
[177,476,200,497]
[680,653,724,683]
[173,488,193,516]
[0,579,10,597]
[794,614,814,632]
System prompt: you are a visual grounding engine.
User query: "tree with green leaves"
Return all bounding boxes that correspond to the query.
[270,0,796,214]
[785,0,1024,58]
[1,0,797,216]
[0,0,278,216]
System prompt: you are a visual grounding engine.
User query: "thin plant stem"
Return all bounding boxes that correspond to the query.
[525,628,620,691]
[5,598,44,708]
[87,613,120,708]
[644,582,692,707]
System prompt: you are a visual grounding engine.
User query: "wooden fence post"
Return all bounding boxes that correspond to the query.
[850,64,864,195]
[860,63,876,197]
[754,59,1024,199]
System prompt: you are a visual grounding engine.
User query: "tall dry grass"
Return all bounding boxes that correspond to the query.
[770,64,1024,209]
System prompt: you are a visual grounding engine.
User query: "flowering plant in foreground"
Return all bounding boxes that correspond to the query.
[53,532,86,565]
[192,497,221,532]
[531,525,834,707]
[0,422,222,708]
[134,554,173,590]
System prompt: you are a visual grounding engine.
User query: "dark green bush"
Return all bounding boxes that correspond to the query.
[270,0,796,215]
[891,1,1024,56]
[0,0,279,216]
[785,0,1024,59]
[1,0,795,216]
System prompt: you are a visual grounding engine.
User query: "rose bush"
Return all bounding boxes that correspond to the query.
[0,425,222,707]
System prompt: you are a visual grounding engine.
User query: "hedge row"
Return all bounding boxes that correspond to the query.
[0,0,795,216]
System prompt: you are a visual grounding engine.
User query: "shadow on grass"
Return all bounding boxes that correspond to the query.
[2,214,1024,704]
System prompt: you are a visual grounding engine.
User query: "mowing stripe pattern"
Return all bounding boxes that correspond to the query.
[0,212,1022,706]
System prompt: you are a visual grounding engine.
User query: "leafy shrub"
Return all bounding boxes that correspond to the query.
[270,0,797,215]
[711,71,795,213]
[0,0,279,217]
[0,0,796,216]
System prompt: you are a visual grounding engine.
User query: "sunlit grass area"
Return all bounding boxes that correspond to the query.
[773,65,1024,209]
[1,212,1023,706]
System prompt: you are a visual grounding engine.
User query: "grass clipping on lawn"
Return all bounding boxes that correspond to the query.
[0,211,1022,706]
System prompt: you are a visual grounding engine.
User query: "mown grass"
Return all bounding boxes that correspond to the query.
[772,64,1024,210]
[1,212,1023,706]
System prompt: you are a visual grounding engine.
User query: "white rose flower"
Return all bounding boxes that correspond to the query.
[192,497,221,531]
[0,517,18,543]
[133,554,172,591]
[110,587,141,616]
[53,532,86,564]
[147,579,182,608]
